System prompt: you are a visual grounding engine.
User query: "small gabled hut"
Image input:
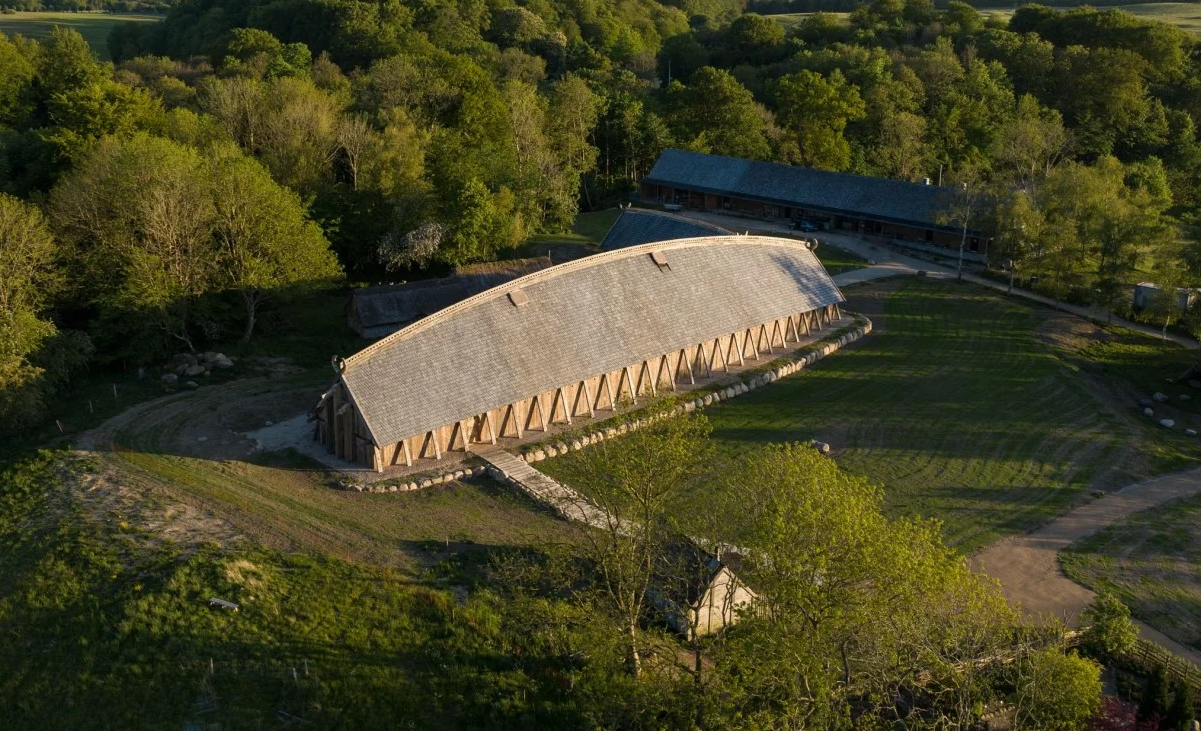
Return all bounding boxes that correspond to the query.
[651,542,758,639]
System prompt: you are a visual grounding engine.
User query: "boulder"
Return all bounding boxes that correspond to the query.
[1187,429,1198,438]
[174,364,189,376]
[184,364,206,377]
[214,355,234,369]
[172,353,198,367]
[1139,398,1153,408]
[1182,394,1192,401]
[1144,407,1155,417]
[200,351,219,364]
[1160,418,1176,428]
[184,380,199,390]
[1154,392,1169,402]
[161,373,178,385]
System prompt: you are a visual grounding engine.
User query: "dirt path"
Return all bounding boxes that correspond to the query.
[973,467,1201,665]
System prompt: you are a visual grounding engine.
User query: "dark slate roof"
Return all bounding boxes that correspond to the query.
[643,149,953,230]
[600,209,731,250]
[339,236,844,447]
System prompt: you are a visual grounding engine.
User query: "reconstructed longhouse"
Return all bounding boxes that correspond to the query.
[315,235,844,470]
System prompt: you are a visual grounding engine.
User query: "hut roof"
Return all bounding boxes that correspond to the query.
[600,208,731,250]
[644,148,956,231]
[338,236,843,448]
[348,257,552,338]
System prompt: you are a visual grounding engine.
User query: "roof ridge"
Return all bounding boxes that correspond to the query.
[615,206,733,231]
[342,235,816,371]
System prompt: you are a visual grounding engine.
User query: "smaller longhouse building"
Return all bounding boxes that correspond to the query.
[314,235,845,471]
[640,149,984,257]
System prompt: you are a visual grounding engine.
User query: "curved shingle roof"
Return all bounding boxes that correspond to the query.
[600,208,731,250]
[644,149,955,231]
[340,236,844,447]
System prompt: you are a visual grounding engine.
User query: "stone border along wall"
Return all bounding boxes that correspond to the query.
[346,314,873,493]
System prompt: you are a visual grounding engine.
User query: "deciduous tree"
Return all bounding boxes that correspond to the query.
[666,67,771,161]
[558,414,712,679]
[1011,648,1102,731]
[209,152,341,341]
[1080,591,1139,661]
[774,69,865,170]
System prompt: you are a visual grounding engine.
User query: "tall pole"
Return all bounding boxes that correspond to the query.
[957,182,968,282]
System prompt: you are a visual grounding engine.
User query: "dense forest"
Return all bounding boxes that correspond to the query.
[1,0,1200,429]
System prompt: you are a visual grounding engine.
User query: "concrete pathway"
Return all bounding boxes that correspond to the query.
[973,467,1201,666]
[684,210,1199,350]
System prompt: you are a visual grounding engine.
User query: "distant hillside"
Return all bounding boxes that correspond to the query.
[748,0,1201,15]
[0,11,162,59]
[0,0,168,10]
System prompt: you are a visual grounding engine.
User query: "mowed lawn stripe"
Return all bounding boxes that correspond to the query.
[701,280,1143,552]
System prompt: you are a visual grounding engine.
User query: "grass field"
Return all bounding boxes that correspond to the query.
[517,208,621,260]
[1062,494,1201,651]
[542,278,1201,553]
[981,3,1201,32]
[768,3,1201,34]
[815,245,868,275]
[0,452,619,729]
[0,11,162,60]
[95,374,576,570]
